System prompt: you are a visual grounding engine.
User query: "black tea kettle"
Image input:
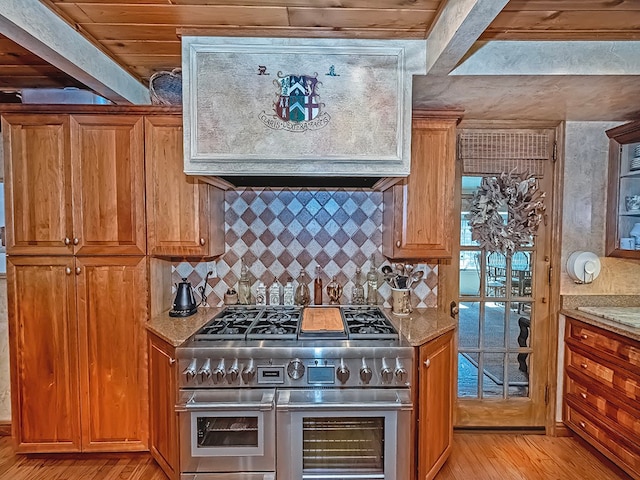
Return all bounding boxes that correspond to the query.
[170,278,198,317]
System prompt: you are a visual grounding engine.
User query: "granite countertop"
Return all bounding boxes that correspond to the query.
[561,306,640,342]
[147,305,456,348]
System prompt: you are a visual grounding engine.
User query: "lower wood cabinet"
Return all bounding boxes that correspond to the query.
[148,332,180,480]
[7,255,149,453]
[563,317,640,479]
[417,330,454,480]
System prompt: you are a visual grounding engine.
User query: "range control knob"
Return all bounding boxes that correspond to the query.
[226,359,240,384]
[395,358,408,383]
[380,357,393,384]
[359,358,372,384]
[183,358,197,383]
[241,359,256,384]
[336,360,350,384]
[212,358,226,384]
[198,358,212,383]
[287,359,305,380]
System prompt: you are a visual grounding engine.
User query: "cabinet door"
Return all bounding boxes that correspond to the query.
[70,115,146,255]
[2,114,74,255]
[383,116,457,259]
[7,256,81,452]
[149,333,180,480]
[418,330,454,480]
[75,255,149,451]
[145,116,224,257]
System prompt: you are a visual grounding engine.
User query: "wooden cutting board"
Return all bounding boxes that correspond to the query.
[301,307,344,332]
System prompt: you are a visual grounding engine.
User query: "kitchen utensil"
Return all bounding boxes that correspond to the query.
[170,278,198,317]
[407,270,424,289]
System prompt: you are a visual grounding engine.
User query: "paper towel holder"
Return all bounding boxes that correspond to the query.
[566,251,601,284]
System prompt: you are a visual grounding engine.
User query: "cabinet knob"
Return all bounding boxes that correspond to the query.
[579,421,586,429]
[424,359,431,368]
[73,237,79,245]
[396,240,401,248]
[199,238,206,246]
[580,334,588,340]
[580,363,588,369]
[169,357,176,365]
[580,392,587,399]
[65,267,72,275]
[64,237,71,245]
[75,267,81,275]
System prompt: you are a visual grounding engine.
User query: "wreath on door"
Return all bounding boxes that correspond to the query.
[466,170,546,255]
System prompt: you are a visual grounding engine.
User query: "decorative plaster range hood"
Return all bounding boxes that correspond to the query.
[181,36,426,188]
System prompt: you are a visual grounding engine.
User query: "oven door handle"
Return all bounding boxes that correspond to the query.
[176,391,275,412]
[276,389,412,411]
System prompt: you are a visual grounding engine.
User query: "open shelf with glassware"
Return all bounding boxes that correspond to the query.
[606,121,640,258]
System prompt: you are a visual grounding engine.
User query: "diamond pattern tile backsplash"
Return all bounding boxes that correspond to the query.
[172,188,438,309]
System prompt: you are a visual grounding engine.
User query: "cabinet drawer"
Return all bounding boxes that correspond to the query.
[568,321,640,369]
[566,375,640,440]
[567,348,640,403]
[566,406,640,479]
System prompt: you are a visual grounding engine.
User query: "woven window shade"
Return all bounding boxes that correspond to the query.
[459,130,553,177]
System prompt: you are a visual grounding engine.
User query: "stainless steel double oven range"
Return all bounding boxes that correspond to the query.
[176,305,414,480]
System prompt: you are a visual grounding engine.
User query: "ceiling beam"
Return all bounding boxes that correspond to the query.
[451,41,640,76]
[0,0,149,104]
[425,0,508,76]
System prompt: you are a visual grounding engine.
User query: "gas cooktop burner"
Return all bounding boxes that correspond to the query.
[193,305,398,342]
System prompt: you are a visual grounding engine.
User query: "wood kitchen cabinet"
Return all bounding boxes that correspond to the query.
[605,120,640,258]
[7,255,149,453]
[383,111,461,260]
[2,113,147,256]
[563,317,640,479]
[145,115,224,258]
[148,332,180,480]
[417,330,454,480]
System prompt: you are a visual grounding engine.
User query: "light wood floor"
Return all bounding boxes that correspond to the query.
[435,432,633,480]
[0,432,632,480]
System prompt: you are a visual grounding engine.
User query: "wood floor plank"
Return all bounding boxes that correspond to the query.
[435,432,633,480]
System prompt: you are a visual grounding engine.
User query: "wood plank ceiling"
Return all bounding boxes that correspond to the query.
[0,0,639,94]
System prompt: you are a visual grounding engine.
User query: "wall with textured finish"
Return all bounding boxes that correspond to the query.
[560,121,640,296]
[172,188,438,309]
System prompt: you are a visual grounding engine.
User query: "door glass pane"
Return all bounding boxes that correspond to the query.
[196,415,259,448]
[458,175,532,401]
[302,417,384,473]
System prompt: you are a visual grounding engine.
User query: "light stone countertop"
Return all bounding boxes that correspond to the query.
[146,306,457,348]
[561,307,640,342]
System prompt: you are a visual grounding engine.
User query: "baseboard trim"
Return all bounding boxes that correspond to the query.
[0,422,11,436]
[554,422,572,437]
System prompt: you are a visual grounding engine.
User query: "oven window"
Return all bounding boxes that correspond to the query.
[196,415,259,448]
[302,417,385,473]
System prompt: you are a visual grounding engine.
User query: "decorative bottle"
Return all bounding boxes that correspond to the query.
[326,276,343,305]
[269,277,281,305]
[256,281,267,306]
[283,277,295,306]
[314,265,323,305]
[237,259,252,305]
[352,267,365,305]
[366,256,378,305]
[294,271,311,306]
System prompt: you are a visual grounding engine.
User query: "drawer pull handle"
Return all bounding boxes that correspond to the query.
[580,363,588,369]
[579,421,586,429]
[580,393,587,399]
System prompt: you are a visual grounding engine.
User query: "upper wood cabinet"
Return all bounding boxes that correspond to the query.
[2,113,147,256]
[7,255,149,453]
[383,111,461,260]
[145,116,224,258]
[417,330,454,480]
[605,120,640,258]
